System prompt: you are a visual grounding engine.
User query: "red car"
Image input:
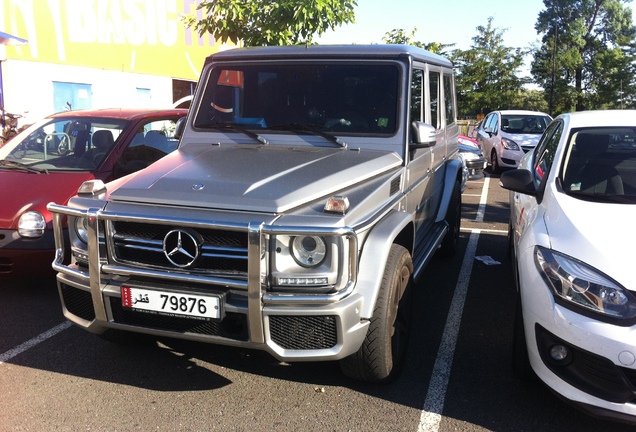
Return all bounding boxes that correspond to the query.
[0,108,188,276]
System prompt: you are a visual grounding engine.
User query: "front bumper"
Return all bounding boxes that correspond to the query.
[499,148,524,168]
[0,229,58,275]
[519,249,636,421]
[49,203,370,362]
[465,157,487,179]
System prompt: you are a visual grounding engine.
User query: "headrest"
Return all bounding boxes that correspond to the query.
[576,133,609,158]
[92,130,114,150]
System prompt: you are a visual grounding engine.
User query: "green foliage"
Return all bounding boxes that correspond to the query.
[183,0,357,46]
[382,28,455,56]
[531,0,636,115]
[451,17,529,118]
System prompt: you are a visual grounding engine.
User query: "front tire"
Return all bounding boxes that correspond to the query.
[340,244,414,382]
[491,149,501,174]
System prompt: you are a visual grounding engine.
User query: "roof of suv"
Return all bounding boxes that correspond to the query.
[206,44,453,68]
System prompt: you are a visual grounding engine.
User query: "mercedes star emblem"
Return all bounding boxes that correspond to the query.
[163,229,202,268]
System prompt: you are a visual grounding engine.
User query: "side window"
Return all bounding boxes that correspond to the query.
[410,69,424,123]
[484,113,496,132]
[114,118,181,179]
[443,73,455,126]
[533,121,563,186]
[429,71,440,129]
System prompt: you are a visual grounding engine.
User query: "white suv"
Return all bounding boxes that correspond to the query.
[476,110,552,172]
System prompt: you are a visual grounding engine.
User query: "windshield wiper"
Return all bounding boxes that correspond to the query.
[267,123,347,148]
[0,159,49,174]
[198,122,269,145]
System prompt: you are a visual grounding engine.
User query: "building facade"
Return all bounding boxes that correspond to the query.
[1,0,226,123]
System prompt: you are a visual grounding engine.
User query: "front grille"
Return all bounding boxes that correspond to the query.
[61,284,96,321]
[269,315,338,350]
[109,221,248,276]
[109,297,248,340]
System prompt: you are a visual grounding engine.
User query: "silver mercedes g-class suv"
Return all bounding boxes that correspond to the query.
[48,44,462,382]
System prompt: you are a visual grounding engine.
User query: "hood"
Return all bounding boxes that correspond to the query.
[544,191,636,290]
[501,131,542,148]
[108,145,403,213]
[0,171,94,228]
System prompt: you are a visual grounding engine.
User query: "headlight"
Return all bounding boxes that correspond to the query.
[74,217,89,244]
[290,235,327,268]
[501,137,520,150]
[535,246,636,320]
[18,211,46,238]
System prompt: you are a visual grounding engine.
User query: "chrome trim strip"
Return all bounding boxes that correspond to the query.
[87,207,108,321]
[247,222,264,344]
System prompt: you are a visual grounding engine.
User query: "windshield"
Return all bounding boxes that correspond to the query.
[0,117,129,171]
[193,63,400,136]
[501,114,551,134]
[562,127,636,204]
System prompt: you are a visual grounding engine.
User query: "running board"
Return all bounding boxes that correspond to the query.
[412,221,448,281]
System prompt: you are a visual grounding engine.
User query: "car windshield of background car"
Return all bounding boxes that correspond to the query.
[501,115,551,134]
[561,127,636,203]
[193,63,400,138]
[0,117,128,172]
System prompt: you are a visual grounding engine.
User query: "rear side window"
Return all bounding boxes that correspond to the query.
[429,71,440,129]
[443,73,455,126]
[410,69,424,123]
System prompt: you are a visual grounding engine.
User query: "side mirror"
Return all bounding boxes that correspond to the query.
[174,117,186,140]
[484,126,493,137]
[499,169,539,197]
[410,121,436,149]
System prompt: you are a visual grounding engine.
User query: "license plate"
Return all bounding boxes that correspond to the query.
[121,286,222,320]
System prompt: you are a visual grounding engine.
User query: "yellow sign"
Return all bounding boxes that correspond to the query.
[1,0,226,80]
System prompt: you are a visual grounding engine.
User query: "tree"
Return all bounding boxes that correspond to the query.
[451,17,529,118]
[532,0,636,115]
[382,28,455,56]
[182,0,357,47]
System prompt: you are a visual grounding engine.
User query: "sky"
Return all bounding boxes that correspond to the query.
[316,0,636,51]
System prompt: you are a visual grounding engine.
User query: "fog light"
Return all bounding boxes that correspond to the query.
[550,344,569,362]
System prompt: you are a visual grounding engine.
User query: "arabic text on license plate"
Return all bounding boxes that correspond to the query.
[121,286,221,320]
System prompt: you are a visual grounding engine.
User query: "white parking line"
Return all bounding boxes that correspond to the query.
[418,176,491,431]
[418,230,480,431]
[475,176,490,223]
[0,321,71,364]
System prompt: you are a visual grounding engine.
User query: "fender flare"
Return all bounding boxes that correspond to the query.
[355,210,412,319]
[435,158,463,223]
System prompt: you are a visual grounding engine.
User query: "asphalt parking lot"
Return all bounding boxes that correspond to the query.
[1,173,634,432]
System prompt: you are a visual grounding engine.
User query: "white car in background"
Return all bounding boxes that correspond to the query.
[500,110,636,423]
[477,110,552,172]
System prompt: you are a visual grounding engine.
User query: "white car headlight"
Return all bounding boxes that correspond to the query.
[535,246,636,320]
[18,211,46,238]
[290,235,327,268]
[501,137,520,150]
